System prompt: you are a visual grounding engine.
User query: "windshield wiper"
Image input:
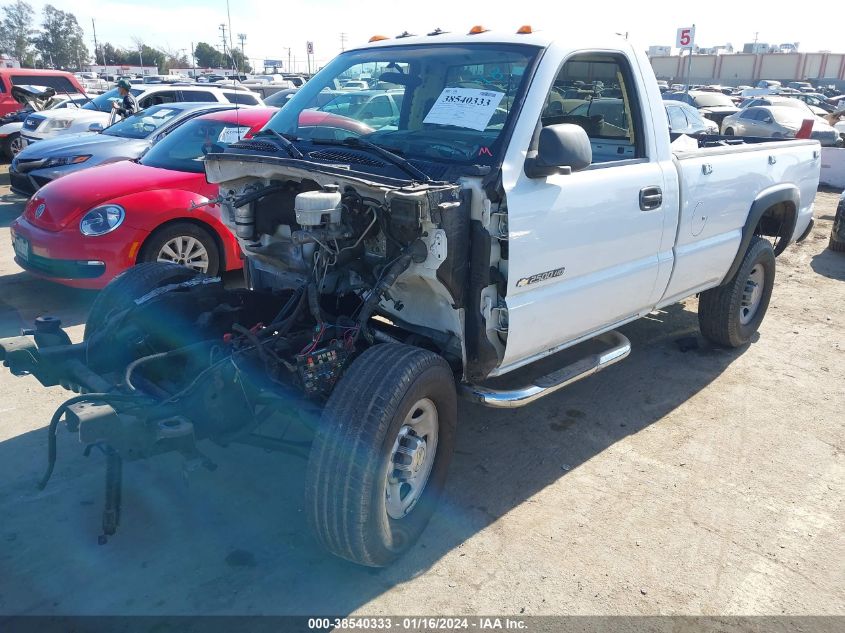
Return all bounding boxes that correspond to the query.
[254,128,303,159]
[313,137,431,183]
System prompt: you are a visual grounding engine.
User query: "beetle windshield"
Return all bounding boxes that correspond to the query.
[263,43,540,165]
[141,117,253,173]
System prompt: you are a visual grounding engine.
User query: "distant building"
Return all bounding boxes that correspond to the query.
[648,45,671,58]
[0,54,21,68]
[84,64,159,76]
[743,43,770,54]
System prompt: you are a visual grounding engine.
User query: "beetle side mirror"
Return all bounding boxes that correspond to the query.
[88,122,104,133]
[524,123,592,178]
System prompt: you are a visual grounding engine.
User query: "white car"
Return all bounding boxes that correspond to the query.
[21,84,264,144]
[0,86,88,159]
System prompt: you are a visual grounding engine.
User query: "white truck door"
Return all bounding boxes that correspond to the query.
[499,52,671,369]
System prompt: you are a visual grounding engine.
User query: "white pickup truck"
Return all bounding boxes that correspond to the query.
[0,28,820,567]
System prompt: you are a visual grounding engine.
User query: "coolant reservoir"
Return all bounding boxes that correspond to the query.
[295,186,342,227]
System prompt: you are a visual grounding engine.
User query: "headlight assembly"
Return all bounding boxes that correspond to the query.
[79,204,125,236]
[44,119,74,131]
[42,155,92,168]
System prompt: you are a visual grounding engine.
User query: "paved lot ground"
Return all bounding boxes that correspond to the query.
[0,163,842,616]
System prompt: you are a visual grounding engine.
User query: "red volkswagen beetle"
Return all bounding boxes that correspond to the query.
[10,108,278,289]
[10,107,376,289]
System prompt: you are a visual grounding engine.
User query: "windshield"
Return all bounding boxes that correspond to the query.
[693,93,734,107]
[141,117,253,173]
[83,87,143,112]
[102,104,186,139]
[264,43,540,166]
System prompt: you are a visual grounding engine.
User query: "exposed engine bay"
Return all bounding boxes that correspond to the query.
[206,153,486,394]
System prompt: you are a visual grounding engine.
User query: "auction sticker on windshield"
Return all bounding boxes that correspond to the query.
[218,126,252,144]
[423,88,505,131]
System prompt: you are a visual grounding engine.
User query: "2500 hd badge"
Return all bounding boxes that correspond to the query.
[516,266,566,287]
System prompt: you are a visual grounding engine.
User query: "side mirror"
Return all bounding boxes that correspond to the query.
[88,122,104,133]
[524,123,592,178]
[763,117,773,124]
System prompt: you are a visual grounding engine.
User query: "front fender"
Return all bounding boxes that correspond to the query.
[113,189,241,271]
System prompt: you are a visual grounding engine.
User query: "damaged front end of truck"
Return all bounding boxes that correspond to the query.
[0,40,536,563]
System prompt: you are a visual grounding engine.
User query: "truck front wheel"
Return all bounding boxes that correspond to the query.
[305,344,457,567]
[698,236,775,347]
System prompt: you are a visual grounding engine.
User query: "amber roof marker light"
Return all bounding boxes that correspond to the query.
[369,35,389,42]
[468,25,489,35]
[516,25,533,34]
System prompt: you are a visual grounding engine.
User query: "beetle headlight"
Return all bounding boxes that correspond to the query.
[42,155,91,168]
[79,204,125,236]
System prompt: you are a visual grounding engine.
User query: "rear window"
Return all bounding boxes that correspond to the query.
[224,92,260,105]
[10,74,76,93]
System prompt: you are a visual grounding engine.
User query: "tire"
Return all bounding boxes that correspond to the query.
[1,132,23,161]
[85,262,200,341]
[305,344,457,567]
[139,222,221,276]
[724,128,735,136]
[829,199,845,252]
[698,236,775,347]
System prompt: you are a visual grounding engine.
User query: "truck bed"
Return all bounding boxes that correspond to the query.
[658,137,820,306]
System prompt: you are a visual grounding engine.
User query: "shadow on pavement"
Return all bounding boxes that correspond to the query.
[810,247,845,281]
[0,302,748,615]
[0,271,96,336]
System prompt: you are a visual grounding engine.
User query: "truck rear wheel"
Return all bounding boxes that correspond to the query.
[698,236,775,347]
[85,262,200,340]
[305,344,457,567]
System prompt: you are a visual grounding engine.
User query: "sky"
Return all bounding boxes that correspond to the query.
[20,0,843,71]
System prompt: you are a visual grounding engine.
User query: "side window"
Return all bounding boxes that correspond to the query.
[541,53,642,163]
[667,106,688,132]
[224,92,259,105]
[181,90,218,103]
[148,90,179,106]
[740,109,758,120]
[0,77,6,93]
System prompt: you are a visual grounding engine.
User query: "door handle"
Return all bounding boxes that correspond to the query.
[639,186,663,211]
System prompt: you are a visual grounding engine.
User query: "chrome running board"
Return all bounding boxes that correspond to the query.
[460,331,631,409]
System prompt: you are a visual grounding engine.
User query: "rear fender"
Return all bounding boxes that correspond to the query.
[720,185,798,284]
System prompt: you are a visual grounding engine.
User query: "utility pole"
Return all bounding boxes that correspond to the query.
[91,18,103,68]
[190,41,195,75]
[340,32,348,51]
[237,33,246,72]
[219,23,228,66]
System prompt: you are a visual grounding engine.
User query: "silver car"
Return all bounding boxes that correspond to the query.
[9,102,234,196]
[721,105,840,146]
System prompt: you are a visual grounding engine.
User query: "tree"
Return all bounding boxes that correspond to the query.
[32,4,88,69]
[0,0,36,66]
[194,41,222,69]
[229,49,252,74]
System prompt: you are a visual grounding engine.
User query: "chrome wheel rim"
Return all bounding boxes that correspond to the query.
[740,264,765,325]
[157,236,210,273]
[385,398,439,520]
[9,135,24,156]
